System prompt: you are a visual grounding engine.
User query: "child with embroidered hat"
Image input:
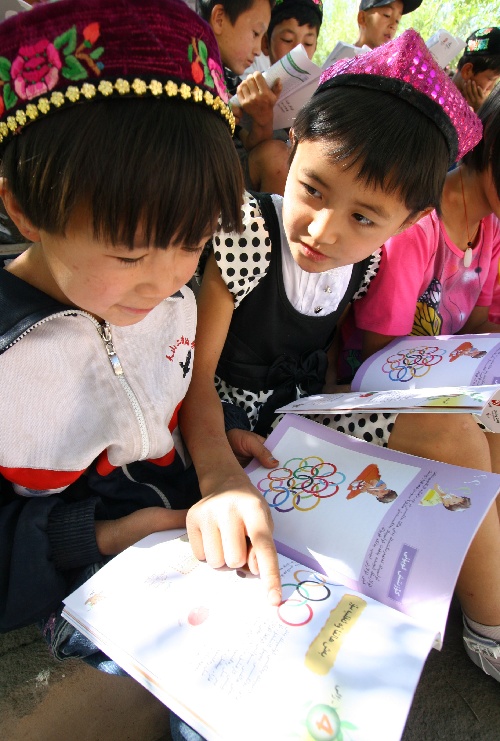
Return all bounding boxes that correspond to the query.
[0,0,267,672]
[235,0,323,194]
[452,27,500,112]
[354,0,422,50]
[176,33,500,738]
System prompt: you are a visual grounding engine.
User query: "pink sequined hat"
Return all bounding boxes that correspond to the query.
[0,0,234,150]
[318,29,482,163]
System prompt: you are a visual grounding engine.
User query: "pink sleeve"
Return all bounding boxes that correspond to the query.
[353,218,436,335]
[476,215,500,307]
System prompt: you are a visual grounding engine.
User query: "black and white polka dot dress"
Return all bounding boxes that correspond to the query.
[213,191,396,446]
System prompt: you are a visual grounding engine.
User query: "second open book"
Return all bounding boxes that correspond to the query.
[278,333,500,428]
[62,415,500,741]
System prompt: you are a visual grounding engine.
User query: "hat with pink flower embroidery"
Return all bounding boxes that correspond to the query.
[0,0,235,149]
[318,28,482,164]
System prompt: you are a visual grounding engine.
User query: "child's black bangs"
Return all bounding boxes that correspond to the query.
[294,87,450,213]
[2,98,243,246]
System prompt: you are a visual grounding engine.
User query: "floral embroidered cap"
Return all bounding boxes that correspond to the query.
[318,29,483,164]
[0,0,235,149]
[463,27,500,58]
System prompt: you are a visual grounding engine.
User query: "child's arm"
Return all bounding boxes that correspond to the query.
[0,481,188,631]
[234,72,282,152]
[179,253,282,605]
[458,305,500,335]
[362,330,398,360]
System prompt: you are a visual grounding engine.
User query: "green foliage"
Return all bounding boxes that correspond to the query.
[314,0,500,68]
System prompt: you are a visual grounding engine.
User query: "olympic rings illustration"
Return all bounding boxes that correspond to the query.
[381,346,446,382]
[258,456,346,513]
[277,570,343,627]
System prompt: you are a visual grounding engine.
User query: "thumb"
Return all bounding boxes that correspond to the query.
[246,433,279,468]
[272,78,283,96]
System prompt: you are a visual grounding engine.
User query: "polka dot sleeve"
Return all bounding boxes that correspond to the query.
[213,191,272,308]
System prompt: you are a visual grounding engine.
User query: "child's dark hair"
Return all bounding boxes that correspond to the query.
[462,84,500,199]
[268,6,322,41]
[1,98,243,248]
[198,0,274,24]
[457,54,500,75]
[290,86,450,215]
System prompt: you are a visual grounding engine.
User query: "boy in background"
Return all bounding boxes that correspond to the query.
[354,0,421,50]
[452,27,500,112]
[236,0,323,194]
[198,0,272,93]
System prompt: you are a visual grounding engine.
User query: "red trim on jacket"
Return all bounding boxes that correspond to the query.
[0,465,84,489]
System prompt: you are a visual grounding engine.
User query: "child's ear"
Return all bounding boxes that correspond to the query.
[261,32,270,58]
[210,4,226,35]
[396,207,434,234]
[357,10,366,28]
[0,178,41,242]
[460,62,474,81]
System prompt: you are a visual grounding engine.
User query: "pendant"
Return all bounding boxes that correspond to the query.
[463,247,473,268]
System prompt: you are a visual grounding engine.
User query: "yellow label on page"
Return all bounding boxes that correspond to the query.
[305,594,367,675]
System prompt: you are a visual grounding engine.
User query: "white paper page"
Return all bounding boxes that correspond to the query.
[321,42,370,69]
[230,44,321,128]
[276,386,500,416]
[426,29,466,68]
[63,534,435,741]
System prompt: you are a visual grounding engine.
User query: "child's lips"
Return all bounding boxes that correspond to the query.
[300,241,329,262]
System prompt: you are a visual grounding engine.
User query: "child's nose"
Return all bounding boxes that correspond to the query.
[307,210,337,244]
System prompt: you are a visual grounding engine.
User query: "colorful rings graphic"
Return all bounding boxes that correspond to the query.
[382,346,446,382]
[257,457,346,512]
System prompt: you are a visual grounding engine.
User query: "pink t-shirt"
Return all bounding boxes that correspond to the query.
[354,211,500,337]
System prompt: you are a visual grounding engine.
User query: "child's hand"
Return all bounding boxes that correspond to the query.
[462,80,487,112]
[237,72,282,131]
[227,427,278,468]
[186,474,282,606]
[95,507,188,555]
[231,103,243,127]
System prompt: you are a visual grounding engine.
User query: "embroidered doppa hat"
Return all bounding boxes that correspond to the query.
[462,27,500,58]
[359,0,422,14]
[0,0,235,150]
[318,29,483,164]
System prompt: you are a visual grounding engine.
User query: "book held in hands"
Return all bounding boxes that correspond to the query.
[63,415,500,741]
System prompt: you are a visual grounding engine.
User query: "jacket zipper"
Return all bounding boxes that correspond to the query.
[96,322,149,459]
[7,310,150,460]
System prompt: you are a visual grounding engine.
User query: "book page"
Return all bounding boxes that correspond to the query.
[321,42,370,69]
[352,334,500,392]
[230,44,321,129]
[245,415,500,638]
[426,29,465,68]
[276,386,500,427]
[63,533,435,741]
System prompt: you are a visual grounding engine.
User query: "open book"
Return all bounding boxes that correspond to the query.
[278,334,500,426]
[62,415,500,741]
[232,43,369,129]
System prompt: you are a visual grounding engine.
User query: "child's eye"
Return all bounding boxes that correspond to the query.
[182,244,206,255]
[117,255,146,266]
[353,213,374,226]
[303,182,322,198]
